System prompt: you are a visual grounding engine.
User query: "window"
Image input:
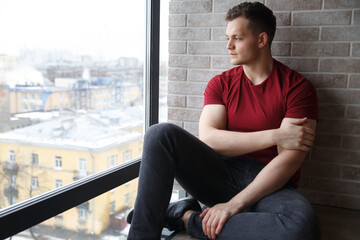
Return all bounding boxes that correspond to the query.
[123,150,132,162]
[31,177,39,189]
[8,150,15,163]
[107,154,118,168]
[32,153,38,166]
[125,193,130,207]
[78,208,87,220]
[0,0,163,238]
[78,158,87,177]
[55,180,62,188]
[109,201,115,215]
[54,156,62,169]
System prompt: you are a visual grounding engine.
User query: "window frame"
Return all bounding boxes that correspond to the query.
[0,0,160,238]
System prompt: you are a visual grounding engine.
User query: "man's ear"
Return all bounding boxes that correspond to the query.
[258,32,268,49]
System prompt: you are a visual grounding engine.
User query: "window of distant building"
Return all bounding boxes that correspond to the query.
[123,150,132,162]
[32,153,38,166]
[110,201,115,215]
[8,150,15,163]
[78,158,87,177]
[78,208,87,220]
[31,177,39,189]
[55,180,62,188]
[125,193,130,207]
[107,154,118,168]
[54,156,62,170]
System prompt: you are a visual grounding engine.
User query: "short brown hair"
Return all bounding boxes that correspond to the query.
[226,2,276,47]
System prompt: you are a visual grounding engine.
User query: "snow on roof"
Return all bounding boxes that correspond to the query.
[0,114,143,151]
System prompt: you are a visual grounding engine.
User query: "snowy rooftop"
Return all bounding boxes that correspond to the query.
[0,108,144,151]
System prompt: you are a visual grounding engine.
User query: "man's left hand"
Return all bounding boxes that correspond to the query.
[200,202,237,239]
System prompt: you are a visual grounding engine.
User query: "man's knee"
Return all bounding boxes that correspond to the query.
[144,123,181,143]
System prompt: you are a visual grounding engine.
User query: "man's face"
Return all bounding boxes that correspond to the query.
[225,17,260,66]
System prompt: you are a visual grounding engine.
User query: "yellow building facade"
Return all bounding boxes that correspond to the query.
[0,116,143,235]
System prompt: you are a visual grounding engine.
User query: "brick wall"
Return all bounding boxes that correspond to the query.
[167,0,360,210]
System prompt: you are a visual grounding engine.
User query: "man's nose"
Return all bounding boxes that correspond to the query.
[227,39,234,50]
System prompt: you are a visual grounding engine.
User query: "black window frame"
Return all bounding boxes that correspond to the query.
[0,0,160,238]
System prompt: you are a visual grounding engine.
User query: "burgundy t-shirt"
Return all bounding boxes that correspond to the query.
[204,59,318,187]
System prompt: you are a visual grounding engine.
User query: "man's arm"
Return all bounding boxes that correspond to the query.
[199,104,315,156]
[200,117,317,239]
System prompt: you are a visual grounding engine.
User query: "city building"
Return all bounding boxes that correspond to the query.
[0,109,143,234]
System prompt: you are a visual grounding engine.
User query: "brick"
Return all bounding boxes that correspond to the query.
[213,0,253,13]
[169,14,186,27]
[187,96,204,108]
[314,133,341,148]
[271,42,291,56]
[266,0,321,11]
[168,68,187,81]
[168,108,202,122]
[169,41,187,54]
[169,28,210,41]
[188,41,228,55]
[292,43,350,57]
[303,178,359,195]
[188,69,223,82]
[301,161,341,178]
[342,136,360,150]
[212,27,227,41]
[169,1,212,14]
[324,0,360,9]
[354,10,360,25]
[168,81,207,95]
[347,106,360,119]
[167,94,186,108]
[320,58,360,73]
[188,13,226,27]
[318,104,346,118]
[321,26,360,41]
[352,43,360,57]
[167,119,183,128]
[184,121,199,136]
[276,57,318,72]
[273,12,291,26]
[302,74,347,88]
[169,55,210,68]
[342,166,360,180]
[349,74,360,88]
[312,146,360,165]
[274,27,319,41]
[293,11,352,26]
[340,195,360,210]
[298,189,340,207]
[211,56,234,69]
[317,119,360,135]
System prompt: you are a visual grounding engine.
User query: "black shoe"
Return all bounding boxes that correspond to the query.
[126,197,202,231]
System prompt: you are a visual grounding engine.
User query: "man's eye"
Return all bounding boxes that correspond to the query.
[235,38,242,40]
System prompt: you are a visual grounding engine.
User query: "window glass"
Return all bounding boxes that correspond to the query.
[0,0,146,236]
[10,179,139,239]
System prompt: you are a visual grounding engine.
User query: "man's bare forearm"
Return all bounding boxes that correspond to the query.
[227,149,306,213]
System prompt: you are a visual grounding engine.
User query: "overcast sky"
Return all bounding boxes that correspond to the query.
[0,0,168,61]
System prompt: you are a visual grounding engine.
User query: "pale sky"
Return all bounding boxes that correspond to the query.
[0,0,168,61]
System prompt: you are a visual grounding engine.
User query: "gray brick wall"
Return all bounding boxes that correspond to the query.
[168,0,360,210]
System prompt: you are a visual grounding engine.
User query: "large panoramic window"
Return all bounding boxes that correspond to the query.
[0,0,168,238]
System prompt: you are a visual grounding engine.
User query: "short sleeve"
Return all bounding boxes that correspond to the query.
[204,75,225,106]
[285,80,318,121]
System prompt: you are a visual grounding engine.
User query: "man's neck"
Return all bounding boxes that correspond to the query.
[243,55,274,86]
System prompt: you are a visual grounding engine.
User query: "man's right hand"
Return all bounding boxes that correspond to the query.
[275,118,316,152]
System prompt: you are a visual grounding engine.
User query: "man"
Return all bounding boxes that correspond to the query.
[127,2,319,240]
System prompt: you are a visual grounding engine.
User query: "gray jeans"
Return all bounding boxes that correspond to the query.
[128,123,320,240]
